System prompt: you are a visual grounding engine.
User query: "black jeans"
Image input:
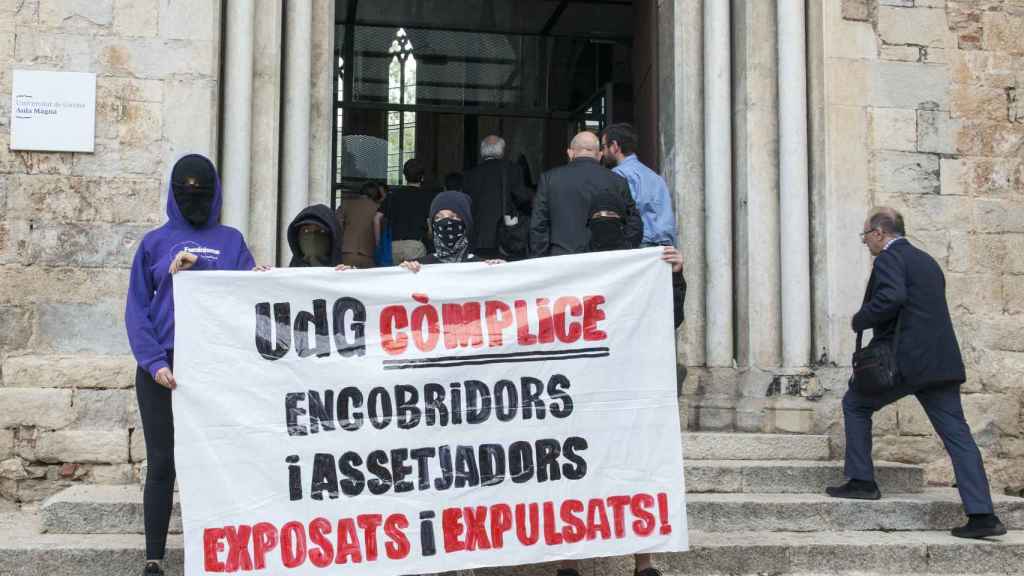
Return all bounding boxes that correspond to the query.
[135,351,175,560]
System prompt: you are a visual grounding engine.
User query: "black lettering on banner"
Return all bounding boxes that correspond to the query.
[494,379,518,421]
[391,448,414,493]
[366,450,393,495]
[395,385,421,429]
[454,445,480,488]
[294,299,330,358]
[520,377,545,420]
[423,384,448,426]
[534,438,562,482]
[508,441,534,483]
[310,453,339,500]
[478,444,506,487]
[307,390,335,434]
[435,445,454,490]
[464,380,492,424]
[337,388,363,431]
[368,388,393,429]
[285,393,307,436]
[547,374,574,417]
[332,297,366,357]
[562,436,589,480]
[338,452,365,496]
[410,447,436,490]
[419,511,437,556]
[255,302,291,360]
[286,455,302,501]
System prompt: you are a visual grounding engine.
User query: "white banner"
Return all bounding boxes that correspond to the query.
[173,248,687,575]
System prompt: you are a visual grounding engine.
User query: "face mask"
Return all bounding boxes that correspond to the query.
[298,230,331,266]
[431,217,469,262]
[588,216,625,252]
[172,156,217,227]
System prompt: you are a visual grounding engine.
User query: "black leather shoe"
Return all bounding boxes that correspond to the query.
[556,569,581,576]
[825,479,881,500]
[143,562,164,576]
[636,568,663,576]
[951,514,1008,539]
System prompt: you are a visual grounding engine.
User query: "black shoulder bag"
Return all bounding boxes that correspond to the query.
[850,275,903,396]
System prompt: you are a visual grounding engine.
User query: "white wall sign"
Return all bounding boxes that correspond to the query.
[10,70,96,153]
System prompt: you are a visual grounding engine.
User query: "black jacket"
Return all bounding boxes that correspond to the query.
[530,157,643,256]
[853,238,966,390]
[463,158,530,251]
[286,204,343,267]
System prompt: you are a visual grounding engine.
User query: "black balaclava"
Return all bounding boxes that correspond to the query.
[432,218,470,263]
[172,155,216,227]
[587,188,628,252]
[298,224,331,266]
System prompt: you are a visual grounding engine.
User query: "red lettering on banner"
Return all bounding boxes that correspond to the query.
[542,501,563,545]
[203,527,227,572]
[515,502,541,545]
[357,514,383,562]
[334,518,362,564]
[630,493,656,536]
[380,306,409,355]
[490,503,514,549]
[307,518,334,568]
[464,506,492,551]
[383,514,411,560]
[552,297,583,343]
[225,524,254,571]
[582,295,608,341]
[657,493,672,535]
[442,507,467,553]
[442,302,484,349]
[514,300,538,345]
[252,522,278,570]
[586,497,612,540]
[606,495,631,538]
[485,300,513,347]
[280,521,307,568]
[560,499,586,543]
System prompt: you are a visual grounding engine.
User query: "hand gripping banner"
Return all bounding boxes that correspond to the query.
[173,248,688,575]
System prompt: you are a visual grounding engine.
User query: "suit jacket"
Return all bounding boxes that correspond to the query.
[462,158,530,251]
[530,157,643,256]
[853,238,966,390]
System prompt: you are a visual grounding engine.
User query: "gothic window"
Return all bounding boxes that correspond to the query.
[387,28,416,185]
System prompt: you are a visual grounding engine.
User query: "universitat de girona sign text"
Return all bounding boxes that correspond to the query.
[194,291,676,573]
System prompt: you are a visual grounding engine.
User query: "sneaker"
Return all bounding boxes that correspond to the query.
[636,568,663,576]
[143,562,164,575]
[825,479,881,500]
[951,514,1008,539]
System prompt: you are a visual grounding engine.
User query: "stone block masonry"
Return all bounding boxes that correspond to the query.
[0,0,218,502]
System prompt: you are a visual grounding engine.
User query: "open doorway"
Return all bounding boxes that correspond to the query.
[330,0,657,209]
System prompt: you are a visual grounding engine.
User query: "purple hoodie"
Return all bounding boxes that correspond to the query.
[125,154,255,378]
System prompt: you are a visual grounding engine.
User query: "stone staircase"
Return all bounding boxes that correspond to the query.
[1,432,1021,575]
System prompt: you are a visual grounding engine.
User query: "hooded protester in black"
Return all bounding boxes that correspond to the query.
[286,204,344,267]
[585,188,686,329]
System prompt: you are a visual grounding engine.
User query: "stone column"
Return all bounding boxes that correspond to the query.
[308,1,336,206]
[778,0,812,367]
[279,0,314,266]
[220,0,255,238]
[732,0,781,370]
[704,0,734,367]
[247,0,283,267]
[673,0,706,367]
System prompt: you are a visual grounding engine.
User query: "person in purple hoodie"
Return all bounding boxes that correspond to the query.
[125,154,255,576]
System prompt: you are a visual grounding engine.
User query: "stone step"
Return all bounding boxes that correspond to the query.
[4,513,1024,576]
[683,432,831,461]
[43,483,1014,537]
[685,459,924,494]
[685,489,1024,533]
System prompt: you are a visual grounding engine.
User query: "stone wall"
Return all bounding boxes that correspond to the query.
[0,0,220,502]
[825,0,1024,495]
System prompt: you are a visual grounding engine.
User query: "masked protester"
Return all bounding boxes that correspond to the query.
[381,191,506,273]
[286,204,343,267]
[124,154,257,576]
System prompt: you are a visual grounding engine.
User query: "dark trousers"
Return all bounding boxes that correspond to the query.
[842,381,994,514]
[135,352,176,560]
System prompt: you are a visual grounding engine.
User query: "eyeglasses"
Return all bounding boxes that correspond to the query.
[859,228,879,239]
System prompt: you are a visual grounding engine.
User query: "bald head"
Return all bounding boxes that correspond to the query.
[568,131,601,161]
[480,135,505,160]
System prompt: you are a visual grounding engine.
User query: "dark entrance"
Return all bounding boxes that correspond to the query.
[331,0,658,209]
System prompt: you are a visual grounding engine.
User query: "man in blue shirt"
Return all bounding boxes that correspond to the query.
[600,123,677,247]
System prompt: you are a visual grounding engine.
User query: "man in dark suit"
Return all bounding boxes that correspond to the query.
[530,131,643,257]
[827,207,1006,539]
[462,135,531,259]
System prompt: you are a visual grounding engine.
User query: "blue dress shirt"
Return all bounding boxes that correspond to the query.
[612,154,677,246]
